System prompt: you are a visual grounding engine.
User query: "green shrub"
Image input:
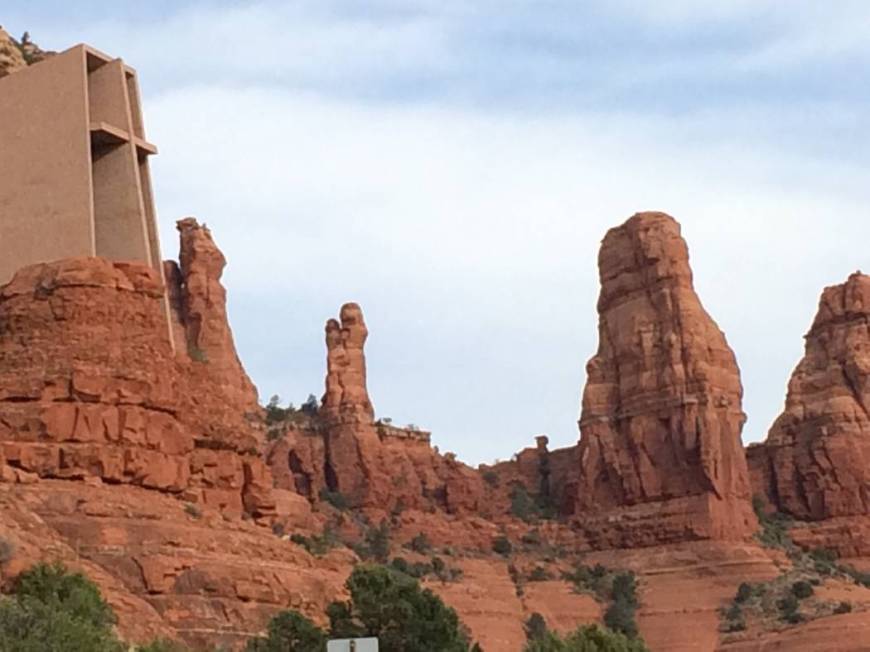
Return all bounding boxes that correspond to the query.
[390,557,411,575]
[327,564,473,652]
[483,471,499,487]
[777,594,801,623]
[521,530,543,547]
[791,581,814,599]
[604,572,640,639]
[735,582,753,604]
[842,564,870,588]
[354,521,391,563]
[14,562,116,630]
[183,503,202,519]
[529,566,552,582]
[245,610,326,652]
[264,395,296,425]
[563,563,611,600]
[523,624,649,651]
[605,599,639,639]
[0,597,123,652]
[137,639,190,652]
[511,485,541,522]
[0,537,14,565]
[808,548,838,576]
[409,532,432,554]
[721,603,746,632]
[752,496,793,550]
[492,536,513,556]
[834,601,852,615]
[187,345,208,363]
[291,529,338,557]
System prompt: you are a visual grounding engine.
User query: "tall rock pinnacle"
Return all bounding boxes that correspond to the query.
[321,302,375,424]
[751,272,870,520]
[576,212,756,545]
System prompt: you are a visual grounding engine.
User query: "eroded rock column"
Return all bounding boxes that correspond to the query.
[576,212,756,546]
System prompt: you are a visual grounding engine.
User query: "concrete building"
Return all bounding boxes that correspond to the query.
[0,43,162,285]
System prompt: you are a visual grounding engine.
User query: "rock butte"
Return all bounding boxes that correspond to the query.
[1,45,870,652]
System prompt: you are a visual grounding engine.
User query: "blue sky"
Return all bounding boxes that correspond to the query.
[6,2,870,464]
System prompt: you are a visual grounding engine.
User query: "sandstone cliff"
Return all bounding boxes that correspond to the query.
[575,212,757,546]
[749,272,870,523]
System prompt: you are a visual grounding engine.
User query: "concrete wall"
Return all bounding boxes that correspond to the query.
[0,44,163,286]
[0,46,94,283]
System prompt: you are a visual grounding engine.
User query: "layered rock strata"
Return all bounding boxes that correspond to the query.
[576,212,756,546]
[749,272,870,521]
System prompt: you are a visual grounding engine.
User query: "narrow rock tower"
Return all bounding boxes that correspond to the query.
[577,212,756,546]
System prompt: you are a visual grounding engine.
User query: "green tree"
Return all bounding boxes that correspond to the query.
[525,612,548,642]
[0,598,122,652]
[14,562,116,630]
[0,563,123,652]
[604,572,640,638]
[327,564,473,652]
[245,610,326,652]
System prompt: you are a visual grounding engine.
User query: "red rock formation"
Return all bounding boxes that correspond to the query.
[266,302,485,515]
[0,27,26,77]
[0,228,273,518]
[479,436,578,517]
[321,303,374,424]
[170,218,258,407]
[576,212,756,546]
[749,272,870,521]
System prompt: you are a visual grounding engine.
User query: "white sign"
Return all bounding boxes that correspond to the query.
[327,638,379,652]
